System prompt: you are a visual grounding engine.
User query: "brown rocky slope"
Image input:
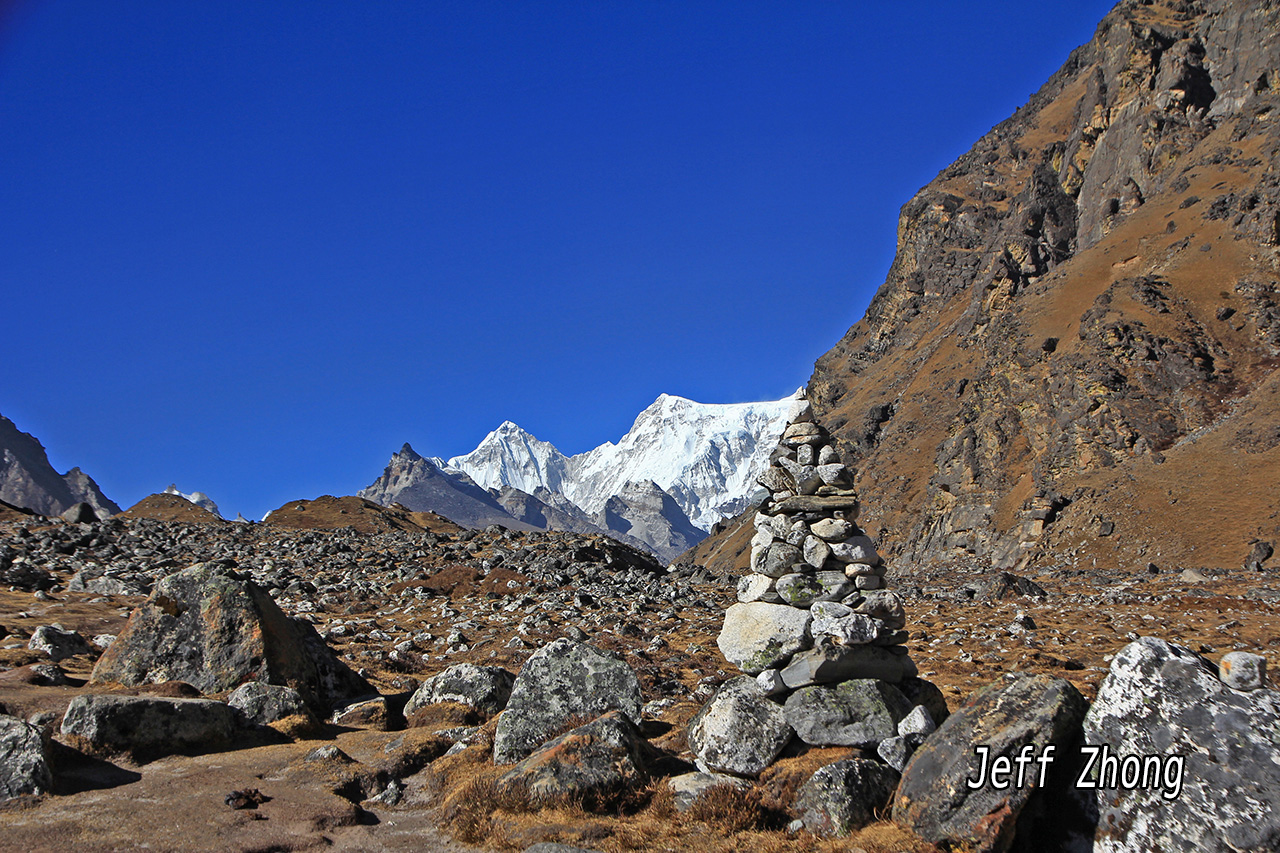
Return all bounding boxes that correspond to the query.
[698,0,1280,575]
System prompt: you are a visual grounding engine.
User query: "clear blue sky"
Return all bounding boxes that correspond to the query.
[0,0,1116,520]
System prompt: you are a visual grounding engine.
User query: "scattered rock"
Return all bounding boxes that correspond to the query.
[493,639,643,765]
[667,771,751,812]
[227,681,312,726]
[796,758,900,837]
[687,676,793,778]
[498,710,649,805]
[0,713,52,800]
[893,673,1089,853]
[1082,638,1280,852]
[90,563,370,716]
[1219,651,1267,690]
[27,625,92,661]
[61,694,241,762]
[405,663,515,720]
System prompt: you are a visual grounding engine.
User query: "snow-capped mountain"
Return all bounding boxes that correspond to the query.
[449,391,799,531]
[162,484,223,519]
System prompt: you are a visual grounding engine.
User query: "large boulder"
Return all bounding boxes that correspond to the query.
[1081,638,1280,853]
[717,602,812,675]
[796,758,901,837]
[0,714,52,800]
[498,711,649,805]
[493,639,642,765]
[892,673,1088,853]
[405,663,515,719]
[61,694,240,762]
[90,563,370,715]
[687,676,793,778]
[784,679,913,747]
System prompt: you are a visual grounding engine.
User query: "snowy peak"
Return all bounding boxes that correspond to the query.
[449,421,572,497]
[162,484,223,519]
[449,390,800,532]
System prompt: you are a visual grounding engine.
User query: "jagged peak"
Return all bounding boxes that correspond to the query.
[397,442,422,460]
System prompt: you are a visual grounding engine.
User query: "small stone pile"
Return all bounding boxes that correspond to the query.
[718,398,917,690]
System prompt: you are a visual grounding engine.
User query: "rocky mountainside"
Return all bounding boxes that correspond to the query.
[0,414,119,519]
[779,0,1280,573]
[449,393,797,532]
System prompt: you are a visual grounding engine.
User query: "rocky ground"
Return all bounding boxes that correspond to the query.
[1,504,1277,851]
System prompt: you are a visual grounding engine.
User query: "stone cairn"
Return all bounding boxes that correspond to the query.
[689,397,937,786]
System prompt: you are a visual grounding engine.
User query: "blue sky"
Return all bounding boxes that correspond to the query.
[0,1,1116,520]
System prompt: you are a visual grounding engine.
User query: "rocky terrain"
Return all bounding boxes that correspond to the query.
[2,1,1279,851]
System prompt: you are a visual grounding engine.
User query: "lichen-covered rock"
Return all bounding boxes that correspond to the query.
[0,714,52,800]
[227,681,311,725]
[796,758,900,837]
[405,663,515,719]
[90,563,370,716]
[892,673,1088,853]
[27,624,92,661]
[1082,637,1280,853]
[717,602,812,675]
[61,694,240,762]
[667,771,751,812]
[688,676,793,778]
[784,679,912,747]
[493,639,642,765]
[1218,650,1267,691]
[498,710,648,805]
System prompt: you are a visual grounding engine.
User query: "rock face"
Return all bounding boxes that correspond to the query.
[687,676,793,778]
[498,710,649,804]
[90,563,370,715]
[593,479,705,564]
[1081,637,1280,852]
[893,673,1089,853]
[61,694,240,762]
[0,413,120,518]
[493,639,643,765]
[0,714,52,799]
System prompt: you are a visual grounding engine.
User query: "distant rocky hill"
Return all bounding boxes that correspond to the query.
[362,393,797,562]
[697,0,1280,575]
[0,414,120,519]
[161,484,223,519]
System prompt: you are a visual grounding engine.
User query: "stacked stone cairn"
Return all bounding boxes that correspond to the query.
[688,397,941,819]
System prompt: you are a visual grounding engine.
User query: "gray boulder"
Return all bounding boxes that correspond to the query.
[227,681,311,725]
[667,771,751,812]
[892,673,1088,853]
[781,637,915,687]
[498,710,648,805]
[1082,637,1280,853]
[61,694,240,762]
[1218,650,1267,691]
[784,679,913,747]
[90,563,370,716]
[28,625,92,662]
[797,758,900,837]
[406,663,515,719]
[493,639,642,765]
[717,602,812,675]
[688,676,793,777]
[0,714,52,799]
